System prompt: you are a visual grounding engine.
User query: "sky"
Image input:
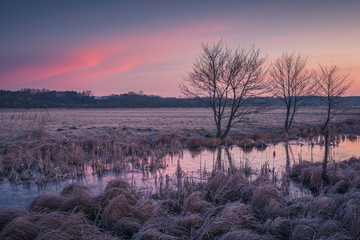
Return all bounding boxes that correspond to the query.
[0,0,359,97]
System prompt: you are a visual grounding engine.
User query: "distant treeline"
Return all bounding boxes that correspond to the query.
[0,89,359,108]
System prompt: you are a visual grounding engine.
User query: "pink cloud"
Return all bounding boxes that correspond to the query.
[0,20,231,94]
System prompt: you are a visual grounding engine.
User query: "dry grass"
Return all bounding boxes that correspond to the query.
[29,194,64,213]
[0,214,40,240]
[268,217,292,240]
[252,183,283,209]
[239,138,255,149]
[0,207,28,231]
[1,110,360,238]
[0,130,185,183]
[317,220,341,239]
[198,202,258,239]
[188,136,205,149]
[1,157,360,239]
[314,195,335,219]
[220,229,265,240]
[183,192,213,214]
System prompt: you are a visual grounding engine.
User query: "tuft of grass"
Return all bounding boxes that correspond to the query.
[239,138,255,149]
[211,172,252,204]
[317,220,341,239]
[343,202,360,239]
[252,184,283,209]
[268,217,292,240]
[314,195,335,219]
[101,195,135,227]
[0,207,28,231]
[60,182,91,196]
[291,218,320,240]
[332,179,350,194]
[183,192,213,214]
[0,215,40,240]
[204,138,219,148]
[29,194,64,213]
[199,202,258,239]
[220,229,265,240]
[105,179,131,191]
[155,199,181,217]
[188,136,205,149]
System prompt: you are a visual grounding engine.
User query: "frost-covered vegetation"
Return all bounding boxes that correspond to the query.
[0,110,359,183]
[0,109,360,239]
[1,157,360,239]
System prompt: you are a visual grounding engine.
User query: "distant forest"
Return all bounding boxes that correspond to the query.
[1,89,359,108]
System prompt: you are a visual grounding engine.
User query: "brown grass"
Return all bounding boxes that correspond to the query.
[239,138,255,149]
[1,156,360,239]
[183,192,213,214]
[317,220,340,239]
[220,229,265,240]
[0,207,28,231]
[314,195,335,219]
[332,179,350,194]
[199,202,258,239]
[211,172,252,204]
[29,194,64,213]
[252,184,283,209]
[188,136,205,149]
[0,215,40,240]
[268,217,292,240]
[101,195,135,226]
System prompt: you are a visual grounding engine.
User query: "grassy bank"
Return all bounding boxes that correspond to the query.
[1,157,360,239]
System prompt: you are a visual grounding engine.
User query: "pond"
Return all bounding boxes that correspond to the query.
[0,137,359,210]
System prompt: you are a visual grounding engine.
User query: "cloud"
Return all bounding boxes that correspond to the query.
[0,20,231,94]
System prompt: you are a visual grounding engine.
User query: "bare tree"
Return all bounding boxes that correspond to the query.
[269,53,315,133]
[180,41,267,139]
[313,65,352,183]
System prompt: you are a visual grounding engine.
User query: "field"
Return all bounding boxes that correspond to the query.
[1,107,360,140]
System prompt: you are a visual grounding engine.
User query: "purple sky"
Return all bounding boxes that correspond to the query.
[1,0,359,96]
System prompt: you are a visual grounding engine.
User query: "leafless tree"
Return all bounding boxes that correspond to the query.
[269,53,316,133]
[180,41,267,139]
[313,65,352,183]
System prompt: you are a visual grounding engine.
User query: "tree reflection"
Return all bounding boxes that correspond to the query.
[283,141,291,195]
[213,147,235,173]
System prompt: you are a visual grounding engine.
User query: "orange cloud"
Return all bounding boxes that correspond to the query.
[1,21,230,91]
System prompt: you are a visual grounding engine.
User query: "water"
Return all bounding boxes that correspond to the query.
[0,137,359,210]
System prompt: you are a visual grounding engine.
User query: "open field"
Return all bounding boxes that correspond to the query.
[1,107,360,140]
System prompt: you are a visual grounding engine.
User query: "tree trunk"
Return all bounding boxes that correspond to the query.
[284,105,291,132]
[215,147,222,171]
[221,122,232,139]
[321,128,330,184]
[215,113,222,138]
[225,148,234,173]
[284,141,290,195]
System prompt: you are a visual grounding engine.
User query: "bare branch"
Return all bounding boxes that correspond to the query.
[180,41,267,139]
[268,52,315,132]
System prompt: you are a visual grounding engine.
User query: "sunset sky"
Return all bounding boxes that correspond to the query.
[1,0,359,97]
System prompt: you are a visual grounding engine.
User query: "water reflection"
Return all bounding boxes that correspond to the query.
[0,137,358,209]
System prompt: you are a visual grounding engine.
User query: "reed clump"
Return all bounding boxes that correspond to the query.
[0,130,185,183]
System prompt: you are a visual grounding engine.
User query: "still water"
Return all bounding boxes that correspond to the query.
[0,137,359,209]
